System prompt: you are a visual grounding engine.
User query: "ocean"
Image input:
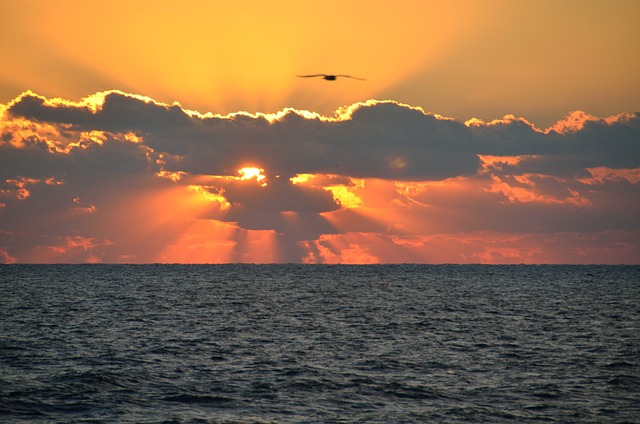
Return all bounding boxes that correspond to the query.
[1,264,639,423]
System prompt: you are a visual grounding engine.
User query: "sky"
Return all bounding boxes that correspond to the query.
[1,0,639,264]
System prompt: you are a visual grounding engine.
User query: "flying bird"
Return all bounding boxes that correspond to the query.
[297,74,365,81]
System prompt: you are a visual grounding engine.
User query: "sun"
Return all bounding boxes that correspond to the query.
[238,167,267,186]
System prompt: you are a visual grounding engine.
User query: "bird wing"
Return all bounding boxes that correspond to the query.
[296,74,327,78]
[336,75,365,80]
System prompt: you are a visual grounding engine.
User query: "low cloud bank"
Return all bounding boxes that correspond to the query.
[1,91,638,263]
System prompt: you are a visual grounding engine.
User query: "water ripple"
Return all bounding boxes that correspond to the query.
[1,264,639,422]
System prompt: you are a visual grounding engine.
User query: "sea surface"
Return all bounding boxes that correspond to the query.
[1,264,639,423]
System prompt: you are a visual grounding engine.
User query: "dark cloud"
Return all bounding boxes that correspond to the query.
[7,92,95,125]
[98,92,194,131]
[1,91,639,263]
[7,92,639,181]
[470,114,640,176]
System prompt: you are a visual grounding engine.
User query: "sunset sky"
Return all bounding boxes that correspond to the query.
[1,0,639,264]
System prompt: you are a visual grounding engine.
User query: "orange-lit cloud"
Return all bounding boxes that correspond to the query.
[1,91,639,263]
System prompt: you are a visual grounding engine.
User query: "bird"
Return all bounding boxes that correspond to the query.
[297,74,365,81]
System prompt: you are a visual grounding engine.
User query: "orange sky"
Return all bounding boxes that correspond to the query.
[1,0,638,127]
[1,1,639,264]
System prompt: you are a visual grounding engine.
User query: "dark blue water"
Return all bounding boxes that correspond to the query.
[1,265,639,423]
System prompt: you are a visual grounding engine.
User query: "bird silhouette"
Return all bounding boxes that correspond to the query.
[297,74,365,81]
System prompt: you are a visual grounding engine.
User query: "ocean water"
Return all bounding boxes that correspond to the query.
[1,264,639,423]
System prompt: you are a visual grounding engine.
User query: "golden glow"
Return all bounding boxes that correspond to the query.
[291,173,366,209]
[464,115,538,131]
[324,185,363,209]
[547,110,598,134]
[233,229,281,263]
[2,176,63,200]
[0,1,543,118]
[7,90,102,113]
[158,219,238,263]
[579,167,640,185]
[84,184,237,263]
[478,155,529,173]
[124,132,143,144]
[395,180,443,200]
[17,236,110,264]
[302,233,380,264]
[72,197,97,214]
[548,111,640,134]
[2,164,637,263]
[487,175,590,206]
[0,113,66,151]
[156,170,187,183]
[79,131,107,146]
[187,185,231,210]
[0,107,155,154]
[1,0,639,266]
[0,1,637,127]
[6,90,164,117]
[290,174,315,184]
[238,167,267,185]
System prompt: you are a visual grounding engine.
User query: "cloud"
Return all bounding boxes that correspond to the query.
[302,230,640,265]
[1,91,639,263]
[7,91,639,179]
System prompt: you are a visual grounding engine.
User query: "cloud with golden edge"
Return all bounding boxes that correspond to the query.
[1,90,639,264]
